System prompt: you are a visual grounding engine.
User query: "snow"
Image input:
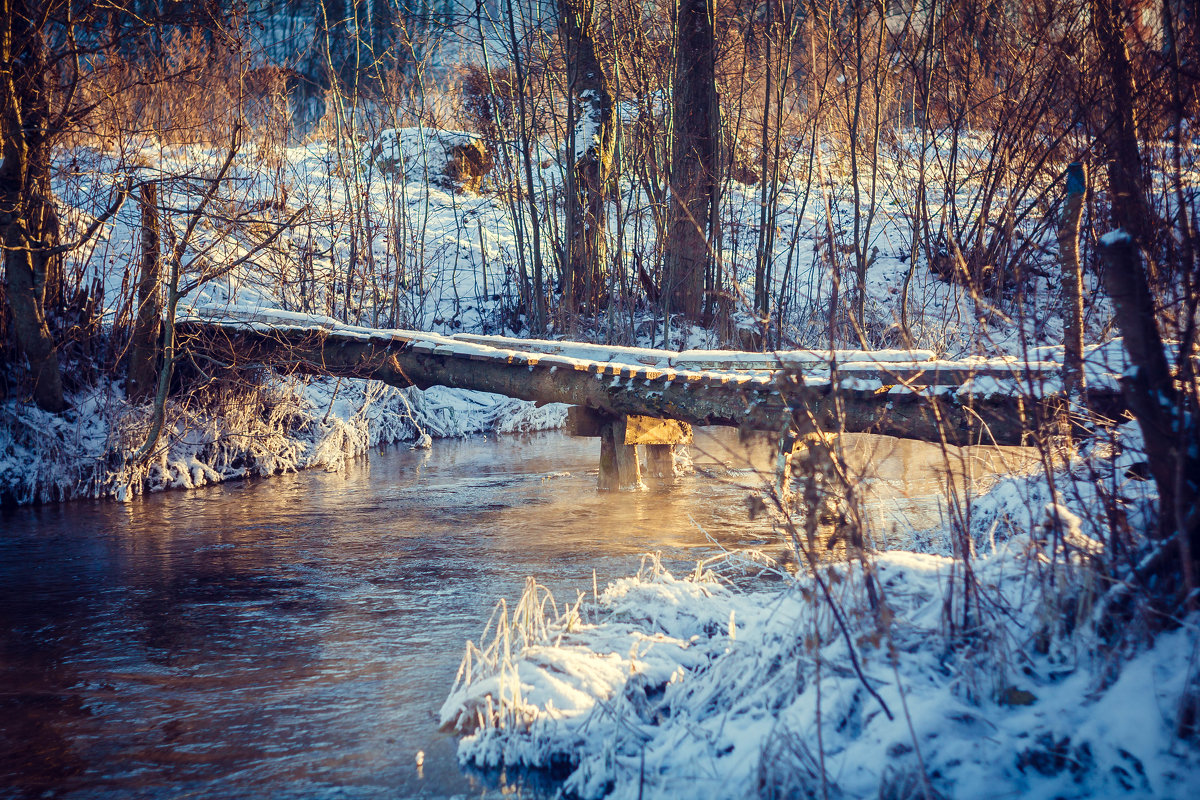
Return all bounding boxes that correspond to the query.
[1099,229,1133,246]
[49,121,1135,364]
[441,550,1200,799]
[573,91,603,162]
[434,413,1198,797]
[454,333,936,370]
[369,127,488,187]
[0,370,565,505]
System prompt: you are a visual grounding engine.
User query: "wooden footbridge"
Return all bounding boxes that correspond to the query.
[179,306,1125,488]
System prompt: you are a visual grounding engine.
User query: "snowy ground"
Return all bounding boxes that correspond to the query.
[52,124,1113,354]
[440,555,1199,799]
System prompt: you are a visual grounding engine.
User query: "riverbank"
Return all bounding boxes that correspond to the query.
[0,375,566,507]
[443,552,1200,799]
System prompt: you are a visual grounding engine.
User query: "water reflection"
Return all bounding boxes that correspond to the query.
[0,429,1034,798]
[0,432,774,799]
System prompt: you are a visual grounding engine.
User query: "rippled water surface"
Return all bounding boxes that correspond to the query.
[0,430,786,799]
[0,429,1035,799]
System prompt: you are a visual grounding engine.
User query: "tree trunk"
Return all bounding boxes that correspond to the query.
[0,0,66,412]
[504,0,548,334]
[1059,162,1087,397]
[664,0,719,322]
[127,182,162,400]
[1091,0,1156,276]
[558,0,617,315]
[1092,0,1199,601]
[1097,234,1198,593]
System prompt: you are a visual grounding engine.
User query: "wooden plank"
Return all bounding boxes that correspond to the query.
[598,423,619,490]
[599,417,642,490]
[624,415,693,445]
[644,444,676,478]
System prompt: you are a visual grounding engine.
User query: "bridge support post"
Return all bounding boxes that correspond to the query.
[644,444,676,478]
[775,429,797,498]
[568,406,693,489]
[598,417,642,490]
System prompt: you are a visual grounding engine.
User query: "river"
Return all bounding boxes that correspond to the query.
[0,430,793,799]
[0,429,1037,799]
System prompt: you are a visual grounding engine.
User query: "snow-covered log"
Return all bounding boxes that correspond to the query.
[176,314,1117,446]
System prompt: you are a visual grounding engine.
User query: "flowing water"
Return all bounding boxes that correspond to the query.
[0,429,1037,799]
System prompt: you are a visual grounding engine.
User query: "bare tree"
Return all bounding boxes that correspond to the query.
[558,0,617,315]
[127,181,162,399]
[664,0,720,322]
[1,0,72,411]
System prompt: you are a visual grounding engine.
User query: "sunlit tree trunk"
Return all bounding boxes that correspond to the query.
[1059,162,1087,397]
[664,0,719,322]
[127,182,162,400]
[558,0,616,314]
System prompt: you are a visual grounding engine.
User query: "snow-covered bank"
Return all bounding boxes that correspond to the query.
[441,553,1199,799]
[0,377,566,507]
[439,425,1199,799]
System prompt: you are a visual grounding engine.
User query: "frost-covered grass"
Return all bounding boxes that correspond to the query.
[442,554,1199,799]
[439,425,1199,798]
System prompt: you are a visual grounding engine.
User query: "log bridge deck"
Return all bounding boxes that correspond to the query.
[180,306,1125,489]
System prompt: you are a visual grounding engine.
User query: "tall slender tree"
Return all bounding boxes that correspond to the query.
[1,0,70,411]
[664,0,720,322]
[558,0,617,314]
